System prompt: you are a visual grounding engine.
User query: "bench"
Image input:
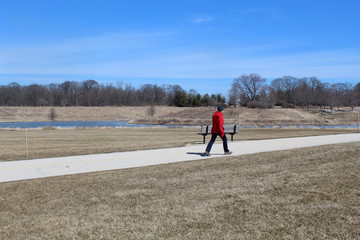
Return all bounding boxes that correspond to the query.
[198,124,240,144]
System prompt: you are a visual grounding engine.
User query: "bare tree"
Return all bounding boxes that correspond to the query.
[80,80,100,106]
[147,105,156,118]
[228,83,240,107]
[48,108,57,121]
[24,84,48,106]
[330,83,355,110]
[233,73,266,105]
[271,76,299,107]
[354,82,360,108]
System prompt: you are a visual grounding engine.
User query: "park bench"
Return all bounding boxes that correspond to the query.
[198,124,240,144]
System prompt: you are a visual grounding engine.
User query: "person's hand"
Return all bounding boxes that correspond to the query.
[221,133,224,138]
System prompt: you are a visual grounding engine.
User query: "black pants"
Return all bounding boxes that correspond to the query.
[205,133,229,153]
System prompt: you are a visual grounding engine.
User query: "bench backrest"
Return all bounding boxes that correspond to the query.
[224,125,240,133]
[200,125,209,134]
[200,124,240,134]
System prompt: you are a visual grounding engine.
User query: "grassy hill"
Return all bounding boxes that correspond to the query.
[1,106,359,126]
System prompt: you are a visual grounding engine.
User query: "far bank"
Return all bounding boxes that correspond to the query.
[1,106,359,126]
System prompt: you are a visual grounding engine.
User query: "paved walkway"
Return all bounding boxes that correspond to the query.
[1,133,360,183]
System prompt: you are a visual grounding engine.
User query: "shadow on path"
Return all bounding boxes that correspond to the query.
[186,152,224,157]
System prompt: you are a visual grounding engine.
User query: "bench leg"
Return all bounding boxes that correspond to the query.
[231,134,234,142]
[203,135,206,144]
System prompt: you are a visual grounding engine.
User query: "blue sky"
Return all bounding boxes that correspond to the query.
[1,0,359,95]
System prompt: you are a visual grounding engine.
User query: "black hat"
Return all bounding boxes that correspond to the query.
[217,105,224,111]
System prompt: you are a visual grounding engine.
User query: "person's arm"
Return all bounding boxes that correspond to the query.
[220,114,225,137]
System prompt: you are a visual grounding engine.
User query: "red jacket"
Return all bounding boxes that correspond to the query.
[211,111,224,134]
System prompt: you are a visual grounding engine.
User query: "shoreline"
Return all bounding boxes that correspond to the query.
[0,120,359,130]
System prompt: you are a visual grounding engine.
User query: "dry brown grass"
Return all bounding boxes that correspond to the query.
[0,127,356,161]
[0,106,150,122]
[1,106,359,238]
[0,127,199,161]
[1,106,360,126]
[1,142,359,239]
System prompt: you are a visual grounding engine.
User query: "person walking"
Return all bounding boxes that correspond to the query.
[204,105,233,156]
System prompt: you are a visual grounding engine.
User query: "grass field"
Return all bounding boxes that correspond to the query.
[1,106,359,239]
[0,127,357,161]
[1,141,359,239]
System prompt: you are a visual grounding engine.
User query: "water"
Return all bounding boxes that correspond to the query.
[0,121,358,129]
[0,121,185,129]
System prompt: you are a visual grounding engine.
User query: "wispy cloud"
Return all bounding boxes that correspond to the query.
[191,16,214,23]
[0,29,359,82]
[224,49,360,79]
[0,31,175,67]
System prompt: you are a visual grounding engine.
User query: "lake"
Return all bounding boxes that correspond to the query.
[0,121,184,129]
[0,121,358,129]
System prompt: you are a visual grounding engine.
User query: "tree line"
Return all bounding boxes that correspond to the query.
[0,80,226,107]
[229,73,360,110]
[1,74,359,109]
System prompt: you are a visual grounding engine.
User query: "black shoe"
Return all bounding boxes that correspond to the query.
[225,151,233,155]
[204,151,211,156]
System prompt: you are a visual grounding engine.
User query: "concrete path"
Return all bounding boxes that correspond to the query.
[1,133,360,183]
